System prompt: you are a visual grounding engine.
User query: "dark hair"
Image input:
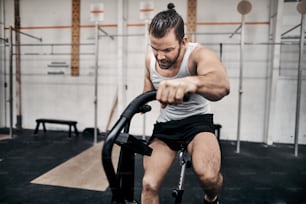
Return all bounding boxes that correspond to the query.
[149,3,185,42]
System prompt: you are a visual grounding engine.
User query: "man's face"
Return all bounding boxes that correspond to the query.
[150,29,182,70]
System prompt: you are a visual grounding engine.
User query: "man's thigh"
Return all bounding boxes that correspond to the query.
[143,139,177,187]
[187,132,221,174]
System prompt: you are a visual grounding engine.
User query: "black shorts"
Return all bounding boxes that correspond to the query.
[150,114,215,151]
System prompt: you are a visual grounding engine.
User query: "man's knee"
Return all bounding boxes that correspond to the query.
[142,176,159,195]
[142,176,160,204]
[195,168,222,187]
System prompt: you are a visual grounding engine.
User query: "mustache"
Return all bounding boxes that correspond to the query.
[158,59,168,64]
[157,60,172,69]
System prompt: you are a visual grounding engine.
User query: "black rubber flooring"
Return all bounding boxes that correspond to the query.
[0,128,306,204]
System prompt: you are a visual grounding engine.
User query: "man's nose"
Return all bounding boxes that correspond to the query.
[156,52,165,60]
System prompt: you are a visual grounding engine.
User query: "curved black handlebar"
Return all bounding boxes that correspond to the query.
[102,90,190,202]
[102,90,157,201]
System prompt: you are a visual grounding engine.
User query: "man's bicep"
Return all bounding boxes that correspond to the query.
[144,73,154,92]
[143,52,155,92]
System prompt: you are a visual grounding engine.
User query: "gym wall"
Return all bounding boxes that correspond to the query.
[0,0,305,145]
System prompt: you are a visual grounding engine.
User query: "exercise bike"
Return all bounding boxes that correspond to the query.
[102,90,191,204]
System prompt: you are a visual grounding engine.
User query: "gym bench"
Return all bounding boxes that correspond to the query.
[34,118,79,137]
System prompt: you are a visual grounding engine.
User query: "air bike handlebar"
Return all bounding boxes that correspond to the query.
[102,90,157,203]
[102,90,190,203]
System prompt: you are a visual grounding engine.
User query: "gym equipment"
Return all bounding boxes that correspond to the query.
[102,90,223,203]
[34,118,79,137]
[102,90,193,204]
[139,0,154,140]
[172,146,192,204]
[102,90,155,203]
[8,26,42,136]
[236,0,252,153]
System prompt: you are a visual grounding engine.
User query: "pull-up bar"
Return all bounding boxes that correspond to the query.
[98,26,114,40]
[281,23,301,37]
[10,26,42,42]
[229,24,242,38]
[7,26,42,137]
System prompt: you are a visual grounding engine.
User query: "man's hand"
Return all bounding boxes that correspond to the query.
[156,77,197,108]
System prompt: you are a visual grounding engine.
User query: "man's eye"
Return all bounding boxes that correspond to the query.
[151,47,173,53]
[164,49,172,52]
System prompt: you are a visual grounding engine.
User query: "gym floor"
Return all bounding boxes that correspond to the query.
[0,128,305,204]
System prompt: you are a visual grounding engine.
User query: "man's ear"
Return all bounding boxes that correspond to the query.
[181,36,188,46]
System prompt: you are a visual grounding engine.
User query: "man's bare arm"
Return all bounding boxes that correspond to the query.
[156,46,230,105]
[143,53,154,92]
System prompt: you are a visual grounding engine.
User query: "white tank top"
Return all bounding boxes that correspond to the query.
[150,42,211,122]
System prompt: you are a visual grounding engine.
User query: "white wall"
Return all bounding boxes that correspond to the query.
[0,0,305,145]
[273,1,306,144]
[196,0,271,142]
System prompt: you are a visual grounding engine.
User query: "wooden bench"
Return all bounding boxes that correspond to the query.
[34,118,79,137]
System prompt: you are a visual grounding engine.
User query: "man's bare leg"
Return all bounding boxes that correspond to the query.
[188,132,223,202]
[141,139,177,204]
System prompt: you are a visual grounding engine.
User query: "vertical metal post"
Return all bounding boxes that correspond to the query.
[294,11,305,157]
[140,0,154,141]
[90,3,104,144]
[14,0,22,129]
[122,0,128,112]
[94,22,99,144]
[236,14,245,153]
[1,0,7,128]
[117,0,123,119]
[9,26,13,137]
[117,0,128,118]
[236,0,252,153]
[219,43,223,62]
[142,20,149,141]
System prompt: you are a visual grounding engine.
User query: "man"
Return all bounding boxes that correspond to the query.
[141,3,230,204]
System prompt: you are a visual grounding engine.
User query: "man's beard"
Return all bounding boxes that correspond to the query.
[157,46,181,70]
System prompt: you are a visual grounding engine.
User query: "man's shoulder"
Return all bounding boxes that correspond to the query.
[188,43,203,62]
[189,43,217,61]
